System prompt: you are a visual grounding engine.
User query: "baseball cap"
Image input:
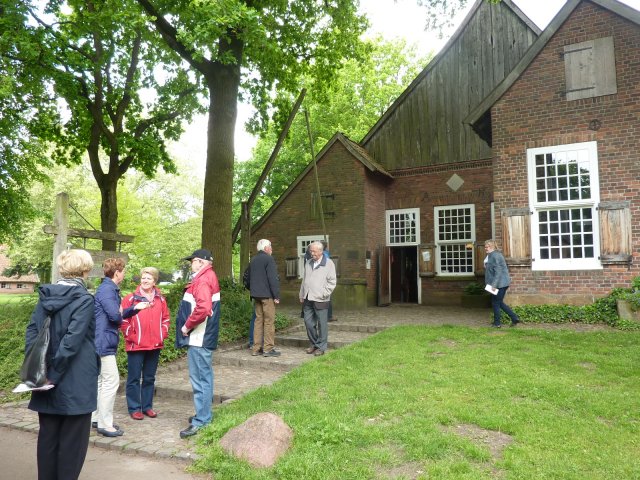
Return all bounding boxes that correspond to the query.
[182,249,213,262]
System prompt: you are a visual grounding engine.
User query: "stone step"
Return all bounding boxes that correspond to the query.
[155,345,322,403]
[214,345,313,372]
[288,323,388,334]
[275,328,377,349]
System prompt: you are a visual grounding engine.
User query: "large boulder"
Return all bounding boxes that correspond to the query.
[219,412,293,468]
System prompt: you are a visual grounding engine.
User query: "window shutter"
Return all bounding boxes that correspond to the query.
[310,192,335,219]
[419,243,435,277]
[564,36,616,101]
[474,241,486,276]
[598,201,631,264]
[501,208,531,265]
[285,257,299,278]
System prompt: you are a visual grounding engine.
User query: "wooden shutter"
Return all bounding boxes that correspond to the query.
[418,243,435,277]
[599,201,632,264]
[285,257,299,278]
[501,208,531,265]
[474,241,486,276]
[310,192,335,219]
[564,37,616,101]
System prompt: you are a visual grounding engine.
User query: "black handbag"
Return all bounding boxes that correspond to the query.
[20,316,51,388]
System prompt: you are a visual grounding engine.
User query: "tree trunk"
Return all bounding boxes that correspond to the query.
[201,66,239,279]
[99,175,119,252]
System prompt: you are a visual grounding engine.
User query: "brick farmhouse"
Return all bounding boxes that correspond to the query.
[251,0,639,309]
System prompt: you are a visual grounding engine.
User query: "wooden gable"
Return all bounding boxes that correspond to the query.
[361,0,540,170]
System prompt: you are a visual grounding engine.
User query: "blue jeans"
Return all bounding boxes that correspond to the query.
[492,286,519,325]
[187,346,213,427]
[126,349,160,413]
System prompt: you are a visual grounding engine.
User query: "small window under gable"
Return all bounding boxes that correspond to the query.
[563,36,617,101]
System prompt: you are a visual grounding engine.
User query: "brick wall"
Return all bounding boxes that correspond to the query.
[252,140,369,304]
[387,161,494,304]
[492,2,640,300]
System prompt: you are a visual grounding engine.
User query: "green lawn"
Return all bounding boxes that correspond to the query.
[0,294,37,304]
[192,325,640,480]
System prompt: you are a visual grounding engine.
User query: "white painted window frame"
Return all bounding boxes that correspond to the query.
[527,141,601,271]
[296,235,328,279]
[434,204,476,276]
[385,208,420,246]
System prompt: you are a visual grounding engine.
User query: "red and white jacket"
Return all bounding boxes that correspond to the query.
[120,287,170,351]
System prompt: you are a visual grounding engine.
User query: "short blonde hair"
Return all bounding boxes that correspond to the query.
[484,239,498,249]
[140,267,159,283]
[57,249,94,278]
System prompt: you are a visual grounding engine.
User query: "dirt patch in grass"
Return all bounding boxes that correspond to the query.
[443,423,514,461]
[376,461,425,479]
[578,362,596,371]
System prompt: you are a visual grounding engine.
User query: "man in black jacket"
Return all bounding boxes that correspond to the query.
[248,239,281,357]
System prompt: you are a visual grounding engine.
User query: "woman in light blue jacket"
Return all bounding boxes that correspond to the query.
[484,239,520,328]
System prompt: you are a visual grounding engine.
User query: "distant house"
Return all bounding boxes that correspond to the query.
[0,247,39,294]
[465,0,640,305]
[250,0,540,308]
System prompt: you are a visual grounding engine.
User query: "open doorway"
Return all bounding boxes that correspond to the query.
[390,246,418,303]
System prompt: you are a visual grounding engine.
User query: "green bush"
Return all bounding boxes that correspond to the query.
[0,297,38,396]
[619,275,640,311]
[462,282,485,295]
[506,287,639,330]
[1,282,294,399]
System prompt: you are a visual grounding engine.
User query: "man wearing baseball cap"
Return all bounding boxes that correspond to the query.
[175,248,220,438]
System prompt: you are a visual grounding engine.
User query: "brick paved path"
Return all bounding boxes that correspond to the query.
[0,305,609,465]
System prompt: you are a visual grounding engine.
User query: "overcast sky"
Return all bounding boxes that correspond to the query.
[170,0,640,167]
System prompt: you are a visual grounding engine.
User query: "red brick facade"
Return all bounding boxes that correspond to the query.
[252,139,375,305]
[491,2,640,303]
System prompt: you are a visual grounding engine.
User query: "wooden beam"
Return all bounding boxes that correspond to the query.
[231,88,306,245]
[43,225,135,243]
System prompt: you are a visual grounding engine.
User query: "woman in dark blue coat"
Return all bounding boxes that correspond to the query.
[25,249,98,480]
[484,239,520,328]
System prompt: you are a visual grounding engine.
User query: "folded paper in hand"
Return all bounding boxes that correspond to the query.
[12,383,55,393]
[485,284,498,295]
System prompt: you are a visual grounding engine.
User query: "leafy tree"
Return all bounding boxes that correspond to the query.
[136,0,369,278]
[13,0,203,250]
[234,37,430,222]
[0,1,55,241]
[5,158,203,283]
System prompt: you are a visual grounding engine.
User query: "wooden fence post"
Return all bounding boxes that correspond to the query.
[240,201,251,279]
[51,193,70,283]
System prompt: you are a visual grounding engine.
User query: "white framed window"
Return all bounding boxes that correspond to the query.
[434,204,475,275]
[527,141,601,270]
[386,208,420,246]
[296,235,328,279]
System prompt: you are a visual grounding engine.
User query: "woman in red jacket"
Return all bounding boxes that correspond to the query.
[121,267,170,420]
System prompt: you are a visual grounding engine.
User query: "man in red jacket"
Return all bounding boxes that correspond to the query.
[175,249,220,438]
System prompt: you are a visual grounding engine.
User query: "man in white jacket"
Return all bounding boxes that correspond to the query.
[299,241,336,356]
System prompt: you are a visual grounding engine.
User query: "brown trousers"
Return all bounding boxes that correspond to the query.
[253,298,276,353]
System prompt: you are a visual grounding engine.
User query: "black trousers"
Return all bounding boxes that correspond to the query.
[37,412,91,480]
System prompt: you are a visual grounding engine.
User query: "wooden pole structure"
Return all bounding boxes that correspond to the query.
[239,201,251,278]
[304,109,327,240]
[231,88,307,246]
[51,192,70,283]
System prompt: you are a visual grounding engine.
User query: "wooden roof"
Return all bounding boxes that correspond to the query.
[465,0,640,141]
[360,0,541,147]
